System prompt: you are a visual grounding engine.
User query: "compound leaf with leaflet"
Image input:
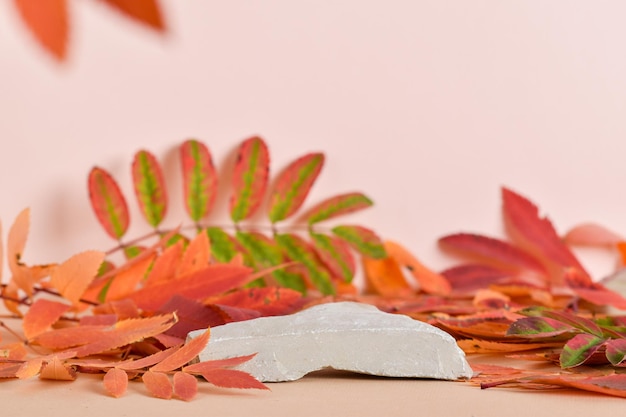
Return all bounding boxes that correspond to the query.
[132,149,168,228]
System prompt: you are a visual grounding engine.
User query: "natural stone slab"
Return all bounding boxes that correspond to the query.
[188,302,473,382]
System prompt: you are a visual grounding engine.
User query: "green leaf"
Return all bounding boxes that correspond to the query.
[310,233,355,282]
[230,137,270,222]
[560,334,605,368]
[606,339,626,366]
[306,192,373,225]
[520,308,604,338]
[88,166,130,240]
[132,150,168,228]
[206,227,238,263]
[268,153,324,223]
[180,139,218,222]
[331,225,386,259]
[506,317,577,339]
[123,245,145,260]
[275,233,334,295]
[236,232,306,292]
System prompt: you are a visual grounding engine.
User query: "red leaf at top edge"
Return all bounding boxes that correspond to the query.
[14,0,69,61]
[98,0,166,31]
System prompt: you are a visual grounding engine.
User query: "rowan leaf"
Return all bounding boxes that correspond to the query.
[144,240,184,286]
[531,374,626,398]
[99,0,166,31]
[606,339,626,366]
[143,370,173,399]
[560,334,606,368]
[49,251,105,305]
[13,0,68,60]
[39,357,76,381]
[7,208,34,296]
[151,329,210,372]
[206,227,239,263]
[176,231,211,278]
[564,223,624,247]
[103,368,128,398]
[104,253,155,301]
[88,167,130,240]
[506,317,577,339]
[268,153,324,223]
[197,369,268,390]
[212,287,304,316]
[362,255,412,297]
[310,233,355,282]
[230,137,270,222]
[180,139,218,222]
[159,296,227,338]
[23,299,71,340]
[305,192,373,224]
[275,233,334,295]
[173,371,198,401]
[441,264,509,293]
[331,225,386,259]
[563,267,626,310]
[132,150,168,228]
[521,308,604,337]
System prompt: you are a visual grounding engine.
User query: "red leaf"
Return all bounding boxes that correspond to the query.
[180,139,218,222]
[532,374,626,398]
[150,329,210,372]
[183,354,257,373]
[173,371,197,401]
[14,0,69,60]
[230,137,270,222]
[98,0,166,31]
[211,287,304,316]
[159,295,228,338]
[198,369,268,390]
[143,370,173,399]
[23,299,70,340]
[441,264,510,293]
[88,167,130,240]
[103,368,128,398]
[564,267,626,310]
[268,153,324,222]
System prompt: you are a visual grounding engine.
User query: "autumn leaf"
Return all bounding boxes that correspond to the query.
[176,231,211,278]
[132,150,168,228]
[310,233,355,283]
[331,225,386,259]
[39,357,77,381]
[49,251,106,305]
[305,192,373,224]
[506,316,577,339]
[268,153,324,223]
[98,0,166,31]
[144,240,184,286]
[103,368,129,398]
[143,370,173,399]
[158,296,227,338]
[151,329,210,372]
[23,299,71,340]
[195,368,269,390]
[103,252,156,302]
[180,139,218,222]
[13,0,68,60]
[88,167,130,240]
[560,334,606,368]
[562,267,626,310]
[230,137,270,222]
[211,287,304,316]
[206,227,240,263]
[564,223,624,247]
[606,339,626,366]
[362,255,413,297]
[173,371,197,401]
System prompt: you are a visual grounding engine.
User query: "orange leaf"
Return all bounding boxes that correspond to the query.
[50,251,105,305]
[183,354,257,373]
[13,0,68,60]
[143,370,172,399]
[117,346,180,371]
[104,253,155,301]
[144,240,184,286]
[39,357,76,381]
[173,371,198,401]
[23,299,71,340]
[385,240,451,295]
[2,281,22,316]
[2,343,28,361]
[7,208,38,296]
[198,369,268,390]
[151,329,210,373]
[362,256,412,297]
[176,231,211,278]
[99,0,166,32]
[103,368,128,398]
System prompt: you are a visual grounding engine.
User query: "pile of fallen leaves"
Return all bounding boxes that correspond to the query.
[2,137,626,400]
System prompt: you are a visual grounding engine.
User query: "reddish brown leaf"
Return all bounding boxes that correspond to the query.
[50,251,106,305]
[23,299,71,340]
[99,0,166,31]
[181,139,218,222]
[143,370,173,399]
[230,137,270,222]
[39,357,76,381]
[441,264,510,293]
[14,0,68,60]
[211,287,305,316]
[159,296,228,338]
[268,153,324,222]
[103,368,128,398]
[129,264,253,311]
[176,231,211,278]
[151,329,210,373]
[173,371,198,401]
[198,369,268,390]
[88,167,130,240]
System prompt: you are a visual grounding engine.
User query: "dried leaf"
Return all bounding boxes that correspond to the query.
[50,251,106,305]
[362,255,413,297]
[132,149,168,228]
[230,137,270,222]
[143,370,173,399]
[103,368,128,398]
[183,354,257,374]
[531,374,626,398]
[181,139,218,222]
[331,225,386,259]
[310,233,355,283]
[441,264,510,293]
[197,369,268,390]
[99,0,166,31]
[564,223,624,247]
[39,357,76,381]
[173,371,197,401]
[176,231,211,278]
[560,334,606,368]
[88,167,130,240]
[384,240,451,295]
[13,0,68,60]
[275,233,334,295]
[23,299,71,340]
[151,329,210,372]
[305,192,373,224]
[159,296,227,338]
[268,153,324,223]
[211,287,304,316]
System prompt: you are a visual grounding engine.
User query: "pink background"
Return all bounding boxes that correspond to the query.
[2,1,626,281]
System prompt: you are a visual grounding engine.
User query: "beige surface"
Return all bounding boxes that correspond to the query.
[0,364,622,417]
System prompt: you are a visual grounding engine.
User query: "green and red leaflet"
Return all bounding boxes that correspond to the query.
[331,225,386,259]
[206,227,240,263]
[230,137,270,222]
[180,139,218,222]
[560,334,606,368]
[310,233,356,283]
[305,192,373,224]
[606,339,626,366]
[268,153,324,223]
[132,150,168,228]
[88,167,130,240]
[506,316,578,339]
